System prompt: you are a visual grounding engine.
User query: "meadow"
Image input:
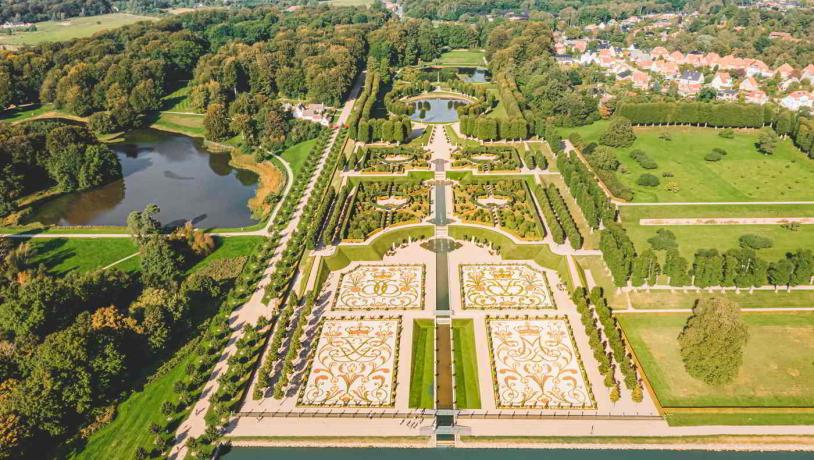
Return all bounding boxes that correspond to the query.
[0,14,156,46]
[619,312,814,407]
[568,122,814,203]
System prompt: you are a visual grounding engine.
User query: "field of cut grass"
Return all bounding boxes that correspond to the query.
[432,49,486,67]
[28,238,138,274]
[452,319,481,409]
[281,139,318,178]
[0,104,52,123]
[619,312,814,408]
[568,122,814,203]
[161,85,199,113]
[0,14,156,46]
[409,319,435,409]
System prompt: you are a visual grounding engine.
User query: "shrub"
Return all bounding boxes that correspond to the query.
[712,147,727,156]
[704,151,722,162]
[757,130,778,154]
[637,173,660,186]
[629,149,658,169]
[718,128,735,139]
[589,146,620,171]
[738,234,773,249]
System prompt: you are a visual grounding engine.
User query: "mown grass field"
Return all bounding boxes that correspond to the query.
[626,290,814,310]
[70,349,196,459]
[619,204,814,261]
[432,49,486,67]
[0,14,156,46]
[568,122,814,203]
[150,112,204,138]
[29,238,138,274]
[281,139,318,178]
[619,312,814,408]
[188,236,265,274]
[452,319,481,409]
[409,319,435,409]
[0,104,52,123]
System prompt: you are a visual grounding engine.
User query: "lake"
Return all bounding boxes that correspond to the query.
[26,129,260,228]
[222,447,811,460]
[409,98,470,123]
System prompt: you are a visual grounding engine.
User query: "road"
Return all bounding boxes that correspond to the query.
[166,71,364,460]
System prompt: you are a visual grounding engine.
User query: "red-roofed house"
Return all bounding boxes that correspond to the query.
[775,63,794,80]
[710,71,733,90]
[801,64,814,83]
[703,52,721,68]
[746,60,772,78]
[745,90,769,105]
[738,76,760,92]
[651,46,669,59]
[684,53,704,67]
[780,91,813,111]
[572,40,588,53]
[651,60,679,78]
[668,50,685,63]
[631,71,652,90]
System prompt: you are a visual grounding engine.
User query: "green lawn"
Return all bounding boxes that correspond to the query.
[70,349,196,459]
[619,205,814,261]
[0,14,156,46]
[29,238,138,275]
[409,319,435,409]
[665,411,814,426]
[452,319,481,409]
[619,312,814,408]
[568,122,814,203]
[189,236,264,274]
[432,49,486,67]
[281,139,318,178]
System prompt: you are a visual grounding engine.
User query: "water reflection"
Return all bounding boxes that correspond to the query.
[26,129,260,228]
[409,98,470,123]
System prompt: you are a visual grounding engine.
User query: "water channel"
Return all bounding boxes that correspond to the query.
[26,129,260,228]
[223,447,810,460]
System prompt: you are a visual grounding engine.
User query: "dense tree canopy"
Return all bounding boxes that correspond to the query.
[678,297,749,386]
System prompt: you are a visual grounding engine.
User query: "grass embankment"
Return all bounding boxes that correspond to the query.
[0,14,156,46]
[460,434,814,446]
[409,319,435,409]
[625,289,814,310]
[188,237,265,274]
[619,312,814,411]
[452,319,481,409]
[568,122,814,203]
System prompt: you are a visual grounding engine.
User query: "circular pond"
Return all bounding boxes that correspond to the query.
[409,97,470,123]
[26,129,260,228]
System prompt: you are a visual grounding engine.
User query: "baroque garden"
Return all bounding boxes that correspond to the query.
[0,2,813,459]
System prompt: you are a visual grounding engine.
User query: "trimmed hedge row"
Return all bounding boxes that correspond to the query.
[543,183,583,250]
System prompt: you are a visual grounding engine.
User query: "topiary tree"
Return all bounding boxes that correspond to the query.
[599,117,636,148]
[757,130,778,154]
[678,297,748,385]
[738,234,773,250]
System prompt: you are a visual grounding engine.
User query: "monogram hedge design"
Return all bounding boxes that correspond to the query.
[461,264,554,310]
[299,318,400,407]
[333,264,425,310]
[487,317,594,409]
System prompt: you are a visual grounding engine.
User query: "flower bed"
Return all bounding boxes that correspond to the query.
[486,315,596,409]
[333,264,425,310]
[459,263,554,310]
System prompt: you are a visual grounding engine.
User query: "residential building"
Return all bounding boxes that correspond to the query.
[739,76,760,92]
[801,64,814,83]
[775,63,795,80]
[717,90,738,101]
[780,91,813,111]
[745,90,769,105]
[678,70,704,96]
[631,70,652,90]
[710,71,733,90]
